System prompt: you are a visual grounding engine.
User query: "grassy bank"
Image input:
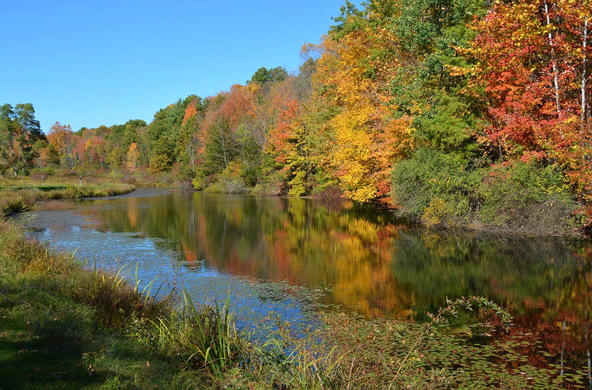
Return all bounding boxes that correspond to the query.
[0,220,236,388]
[0,181,135,217]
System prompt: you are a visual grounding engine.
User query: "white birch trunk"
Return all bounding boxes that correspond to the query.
[544,0,562,118]
[582,17,588,130]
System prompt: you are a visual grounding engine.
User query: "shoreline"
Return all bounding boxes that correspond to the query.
[0,182,136,217]
[5,179,587,240]
[0,217,578,389]
[182,185,591,240]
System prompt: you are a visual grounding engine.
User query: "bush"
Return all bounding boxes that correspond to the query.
[149,154,172,174]
[478,162,577,234]
[107,169,125,181]
[391,148,481,226]
[422,197,457,227]
[177,164,194,181]
[0,191,38,217]
[205,162,247,194]
[252,169,288,196]
[391,148,579,233]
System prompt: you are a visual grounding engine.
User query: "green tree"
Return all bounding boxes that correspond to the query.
[201,118,238,177]
[249,66,289,84]
[0,103,44,175]
[235,124,261,186]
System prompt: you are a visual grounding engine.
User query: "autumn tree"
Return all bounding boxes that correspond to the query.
[47,121,74,166]
[126,142,139,171]
[469,0,592,207]
[310,1,414,201]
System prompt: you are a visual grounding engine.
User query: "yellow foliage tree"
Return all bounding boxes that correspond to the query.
[312,24,413,202]
[126,142,139,171]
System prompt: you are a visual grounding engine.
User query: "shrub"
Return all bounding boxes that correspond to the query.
[478,162,577,234]
[252,169,288,196]
[192,175,204,190]
[391,148,481,226]
[107,169,125,181]
[391,148,579,233]
[177,164,194,181]
[149,154,172,174]
[205,162,247,194]
[0,191,38,217]
[422,197,456,227]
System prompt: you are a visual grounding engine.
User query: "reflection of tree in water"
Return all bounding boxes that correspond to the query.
[84,193,410,318]
[86,193,591,326]
[83,193,592,382]
[392,231,592,384]
[391,231,584,317]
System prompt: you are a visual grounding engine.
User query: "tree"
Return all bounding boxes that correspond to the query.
[15,103,43,141]
[0,103,44,175]
[126,142,139,171]
[47,121,73,164]
[201,117,237,176]
[310,3,414,201]
[0,104,18,174]
[249,66,289,84]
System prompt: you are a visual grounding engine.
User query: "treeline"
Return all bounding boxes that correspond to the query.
[2,0,592,232]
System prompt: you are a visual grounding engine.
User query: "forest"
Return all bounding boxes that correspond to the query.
[2,0,592,234]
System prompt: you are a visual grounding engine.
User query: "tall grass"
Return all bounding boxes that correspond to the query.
[239,297,513,390]
[132,290,246,379]
[0,191,36,216]
[0,221,167,326]
[252,324,350,389]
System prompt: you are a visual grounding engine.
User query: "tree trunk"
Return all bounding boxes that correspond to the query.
[221,133,228,168]
[544,0,562,119]
[582,16,589,131]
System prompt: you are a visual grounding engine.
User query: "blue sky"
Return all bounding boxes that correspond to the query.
[1,1,351,132]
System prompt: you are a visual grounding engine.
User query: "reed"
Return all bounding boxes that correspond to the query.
[131,289,246,379]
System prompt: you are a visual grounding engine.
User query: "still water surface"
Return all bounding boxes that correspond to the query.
[22,189,592,358]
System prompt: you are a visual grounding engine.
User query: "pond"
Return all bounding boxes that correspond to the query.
[21,189,592,365]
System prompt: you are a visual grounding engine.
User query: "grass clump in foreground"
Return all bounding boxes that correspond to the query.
[0,182,135,217]
[0,219,577,389]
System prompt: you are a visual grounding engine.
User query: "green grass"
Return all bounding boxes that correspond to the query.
[0,220,259,388]
[0,184,68,191]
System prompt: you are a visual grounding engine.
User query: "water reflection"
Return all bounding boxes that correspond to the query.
[84,192,408,317]
[24,190,592,375]
[87,193,589,316]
